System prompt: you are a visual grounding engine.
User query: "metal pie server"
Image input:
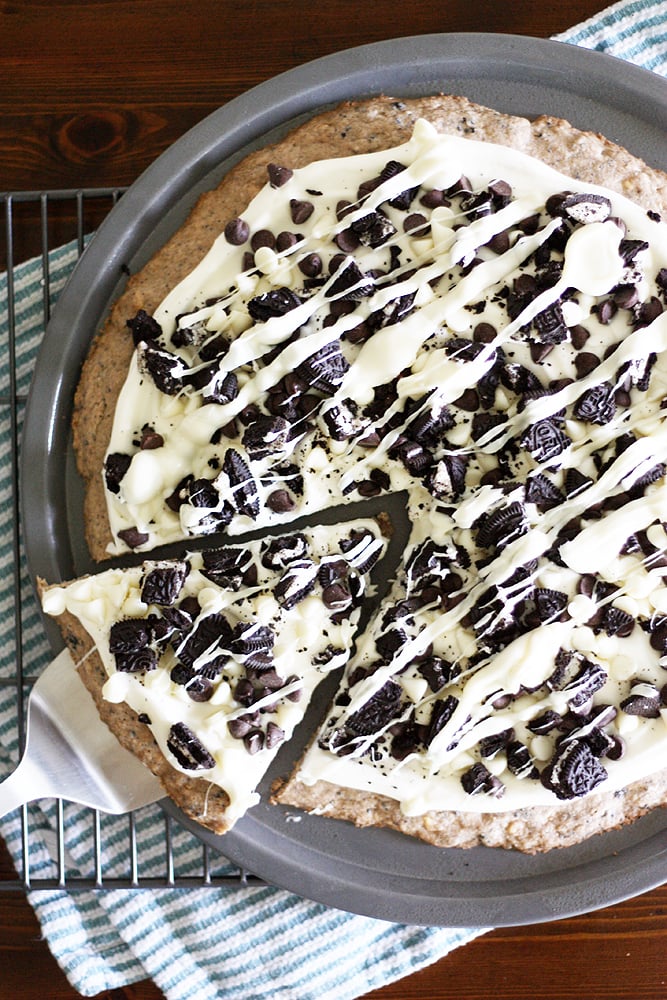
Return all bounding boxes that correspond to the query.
[0,649,164,817]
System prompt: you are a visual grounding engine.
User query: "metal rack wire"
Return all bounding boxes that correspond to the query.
[0,190,262,890]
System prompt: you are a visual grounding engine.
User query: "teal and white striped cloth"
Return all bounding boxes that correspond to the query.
[554,0,667,73]
[0,3,665,997]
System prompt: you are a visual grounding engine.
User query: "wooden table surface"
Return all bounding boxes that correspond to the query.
[1,2,666,998]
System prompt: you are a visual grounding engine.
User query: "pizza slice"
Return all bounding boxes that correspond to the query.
[40,517,389,833]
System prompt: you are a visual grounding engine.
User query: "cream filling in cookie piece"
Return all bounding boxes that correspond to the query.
[104,118,667,553]
[42,521,387,825]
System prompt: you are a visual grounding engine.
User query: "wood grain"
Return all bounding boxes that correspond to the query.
[1,2,665,999]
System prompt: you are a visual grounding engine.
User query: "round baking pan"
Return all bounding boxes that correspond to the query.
[21,34,667,926]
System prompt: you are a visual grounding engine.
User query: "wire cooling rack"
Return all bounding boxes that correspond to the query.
[0,189,262,890]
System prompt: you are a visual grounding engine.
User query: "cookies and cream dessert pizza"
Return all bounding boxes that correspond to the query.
[41,520,388,833]
[48,95,667,850]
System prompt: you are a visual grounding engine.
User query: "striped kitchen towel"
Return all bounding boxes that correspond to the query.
[555,0,667,73]
[0,2,665,998]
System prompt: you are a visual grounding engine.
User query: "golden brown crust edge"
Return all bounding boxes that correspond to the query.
[74,93,667,561]
[272,770,667,854]
[37,579,233,835]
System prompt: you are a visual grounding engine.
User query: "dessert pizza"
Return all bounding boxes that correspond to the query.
[44,95,667,850]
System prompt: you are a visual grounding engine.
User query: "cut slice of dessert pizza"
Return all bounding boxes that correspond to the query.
[40,518,389,833]
[274,488,667,854]
[77,96,667,559]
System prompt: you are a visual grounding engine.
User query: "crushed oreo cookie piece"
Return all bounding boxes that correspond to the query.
[417,656,460,693]
[351,210,397,248]
[461,762,505,798]
[521,419,569,464]
[506,739,539,780]
[274,559,318,609]
[543,740,607,799]
[114,647,158,673]
[167,722,216,770]
[242,415,291,459]
[532,301,568,345]
[141,561,189,606]
[574,382,616,424]
[247,286,302,321]
[621,681,662,718]
[231,621,275,658]
[427,453,468,500]
[476,501,528,551]
[109,618,151,654]
[222,449,260,518]
[261,532,309,570]
[126,309,162,347]
[296,341,350,394]
[558,192,612,224]
[178,612,233,669]
[534,588,569,623]
[331,679,404,751]
[201,546,257,590]
[137,341,188,395]
[104,452,131,494]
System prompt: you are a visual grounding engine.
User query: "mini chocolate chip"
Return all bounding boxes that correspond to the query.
[453,387,479,411]
[250,229,276,252]
[139,426,164,450]
[266,488,295,513]
[298,253,322,277]
[276,230,300,251]
[244,729,265,755]
[335,228,361,253]
[357,479,381,497]
[473,322,497,343]
[186,676,214,703]
[420,188,446,208]
[403,212,429,235]
[569,324,590,350]
[224,217,249,245]
[265,721,285,749]
[290,198,314,225]
[117,526,150,549]
[227,716,254,739]
[267,163,293,187]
